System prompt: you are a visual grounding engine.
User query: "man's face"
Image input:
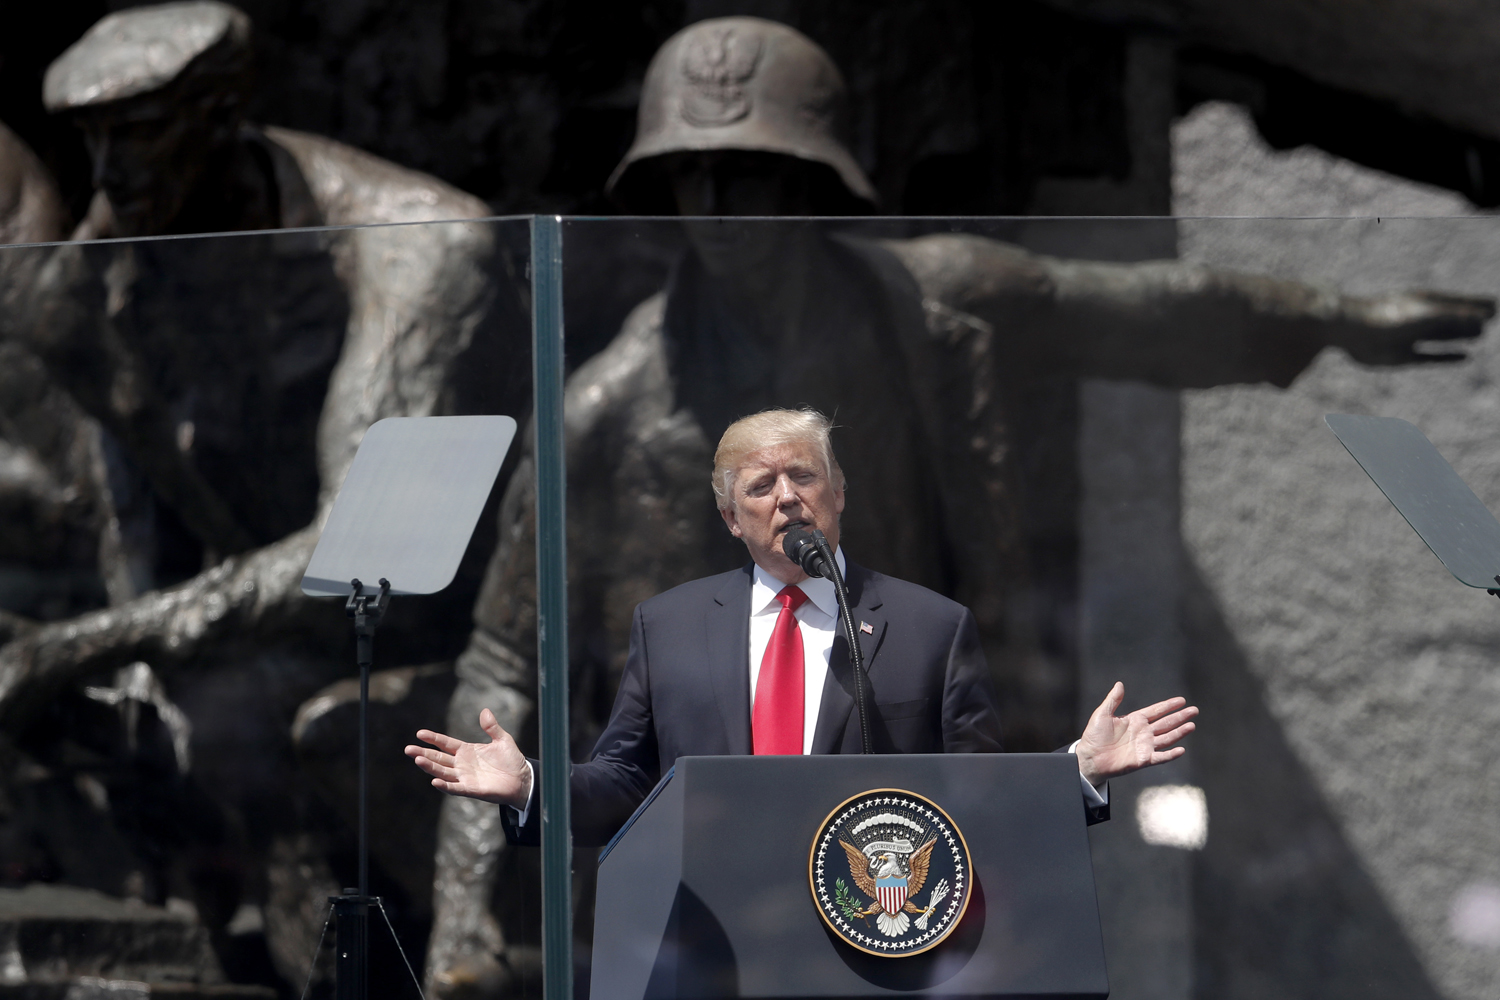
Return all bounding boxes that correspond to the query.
[76,92,225,236]
[719,439,845,584]
[665,150,815,275]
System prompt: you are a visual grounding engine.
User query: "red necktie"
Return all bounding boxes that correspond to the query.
[753,585,809,755]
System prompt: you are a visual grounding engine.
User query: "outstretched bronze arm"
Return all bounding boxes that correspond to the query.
[890,233,1495,389]
[0,526,330,729]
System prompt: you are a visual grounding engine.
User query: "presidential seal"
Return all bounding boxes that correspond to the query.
[809,788,971,957]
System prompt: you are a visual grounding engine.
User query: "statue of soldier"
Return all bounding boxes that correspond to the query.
[0,1,524,980]
[423,15,1493,994]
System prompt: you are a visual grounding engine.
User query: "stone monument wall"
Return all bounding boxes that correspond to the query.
[1175,101,1500,1000]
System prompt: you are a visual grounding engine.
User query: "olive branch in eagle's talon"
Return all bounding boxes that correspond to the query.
[834,878,872,923]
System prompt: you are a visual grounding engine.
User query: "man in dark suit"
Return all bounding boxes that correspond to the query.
[407,408,1198,847]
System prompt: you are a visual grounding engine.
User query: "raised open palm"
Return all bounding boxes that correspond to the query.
[1075,682,1198,787]
[405,708,532,808]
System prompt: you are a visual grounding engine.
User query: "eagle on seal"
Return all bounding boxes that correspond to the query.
[840,836,939,937]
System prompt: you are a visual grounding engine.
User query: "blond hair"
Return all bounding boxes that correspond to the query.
[712,408,845,509]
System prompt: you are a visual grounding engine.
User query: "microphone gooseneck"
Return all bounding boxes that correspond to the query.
[781,526,874,754]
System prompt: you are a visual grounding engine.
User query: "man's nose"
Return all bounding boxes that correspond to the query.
[91,138,129,192]
[90,135,112,188]
[775,477,799,504]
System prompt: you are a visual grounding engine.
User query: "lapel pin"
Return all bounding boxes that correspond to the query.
[860,621,874,635]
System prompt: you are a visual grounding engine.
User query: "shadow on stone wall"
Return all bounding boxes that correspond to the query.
[1183,558,1441,1000]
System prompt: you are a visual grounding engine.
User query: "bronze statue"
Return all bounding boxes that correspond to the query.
[423,16,1494,993]
[0,121,103,630]
[0,120,67,245]
[0,1,525,982]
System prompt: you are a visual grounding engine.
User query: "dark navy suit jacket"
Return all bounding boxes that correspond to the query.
[503,561,1103,847]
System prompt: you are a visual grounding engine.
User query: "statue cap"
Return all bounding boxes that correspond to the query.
[608,17,876,212]
[44,1,251,113]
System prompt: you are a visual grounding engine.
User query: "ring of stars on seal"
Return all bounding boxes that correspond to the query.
[808,788,971,957]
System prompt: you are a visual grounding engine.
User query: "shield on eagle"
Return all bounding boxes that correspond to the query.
[875,876,908,916]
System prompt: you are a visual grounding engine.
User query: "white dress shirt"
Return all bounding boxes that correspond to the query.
[748,549,844,754]
[512,548,1106,822]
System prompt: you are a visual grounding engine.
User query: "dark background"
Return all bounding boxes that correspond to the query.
[5,0,1497,231]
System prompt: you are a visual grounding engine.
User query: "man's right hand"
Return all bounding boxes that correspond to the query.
[1335,289,1495,365]
[405,708,533,809]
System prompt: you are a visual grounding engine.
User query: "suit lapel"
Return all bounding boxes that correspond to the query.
[811,563,887,754]
[708,566,754,755]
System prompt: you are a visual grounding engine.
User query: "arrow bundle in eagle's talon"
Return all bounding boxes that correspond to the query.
[915,878,949,930]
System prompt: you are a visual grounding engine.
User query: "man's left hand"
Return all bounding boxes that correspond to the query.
[1075,682,1198,788]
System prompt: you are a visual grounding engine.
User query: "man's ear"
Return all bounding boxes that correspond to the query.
[719,504,743,538]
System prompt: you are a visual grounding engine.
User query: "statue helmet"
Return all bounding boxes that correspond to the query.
[607,17,877,212]
[43,1,252,114]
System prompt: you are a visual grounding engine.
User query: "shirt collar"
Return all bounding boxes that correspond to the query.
[751,547,845,620]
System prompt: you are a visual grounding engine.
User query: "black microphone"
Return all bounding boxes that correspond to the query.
[783,525,832,579]
[780,525,874,754]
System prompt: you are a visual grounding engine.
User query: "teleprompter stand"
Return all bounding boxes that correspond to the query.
[301,415,517,1000]
[1327,414,1500,597]
[327,576,389,1000]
